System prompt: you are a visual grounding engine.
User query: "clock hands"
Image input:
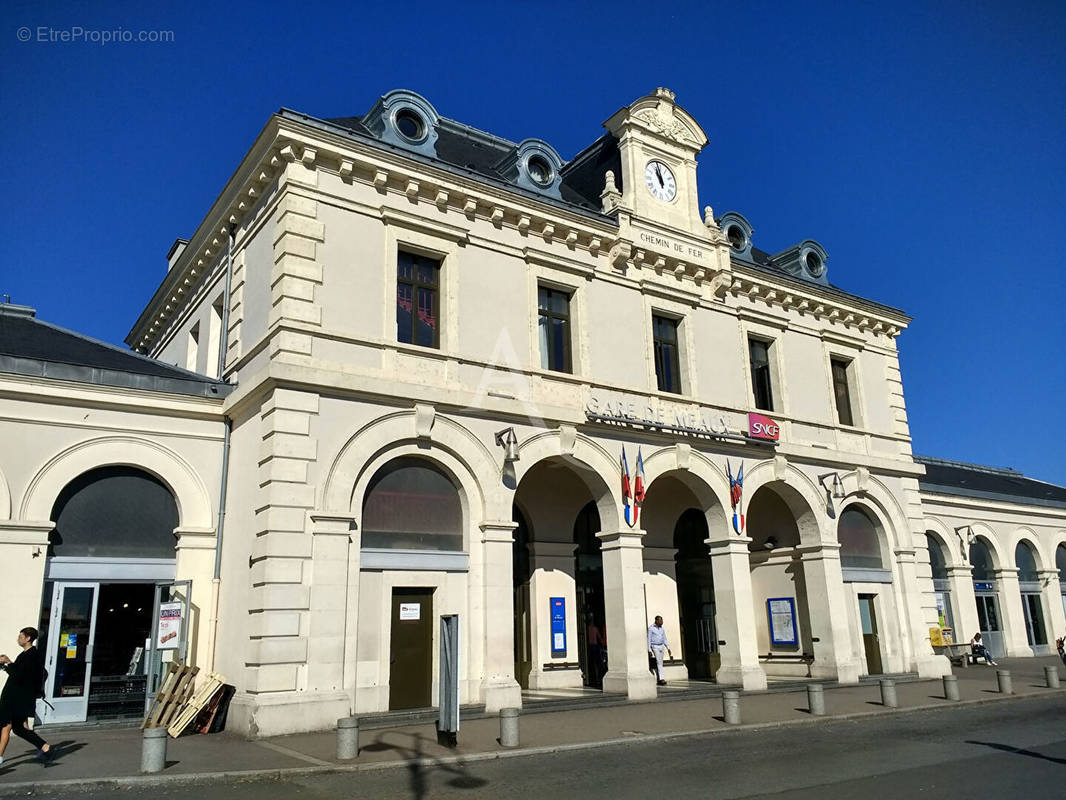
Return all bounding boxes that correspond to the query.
[655,163,664,187]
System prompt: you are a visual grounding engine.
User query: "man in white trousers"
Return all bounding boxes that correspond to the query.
[648,615,671,686]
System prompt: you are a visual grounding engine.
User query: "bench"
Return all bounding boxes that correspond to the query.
[759,653,814,665]
[933,643,989,667]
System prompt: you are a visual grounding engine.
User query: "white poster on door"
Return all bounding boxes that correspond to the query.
[156,602,182,649]
[399,603,421,621]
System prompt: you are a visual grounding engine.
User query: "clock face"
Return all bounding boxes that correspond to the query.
[644,160,677,202]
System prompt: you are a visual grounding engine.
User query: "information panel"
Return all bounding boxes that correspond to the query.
[550,597,567,656]
[767,597,798,646]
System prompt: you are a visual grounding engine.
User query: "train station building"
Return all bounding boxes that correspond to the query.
[1,88,1063,736]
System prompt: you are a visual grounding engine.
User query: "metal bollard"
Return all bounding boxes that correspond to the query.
[141,727,167,774]
[336,716,359,760]
[807,683,825,716]
[996,669,1013,695]
[1044,665,1060,689]
[943,674,960,701]
[722,690,741,725]
[499,707,520,747]
[879,679,898,708]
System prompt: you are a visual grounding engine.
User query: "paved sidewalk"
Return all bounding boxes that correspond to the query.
[1,655,1061,795]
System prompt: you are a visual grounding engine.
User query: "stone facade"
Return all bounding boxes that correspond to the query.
[3,87,1063,736]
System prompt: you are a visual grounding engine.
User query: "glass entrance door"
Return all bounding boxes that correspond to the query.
[975,594,1003,658]
[858,594,883,674]
[1021,593,1047,647]
[39,582,99,724]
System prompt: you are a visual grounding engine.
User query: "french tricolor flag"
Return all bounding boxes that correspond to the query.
[621,446,635,526]
[633,448,646,527]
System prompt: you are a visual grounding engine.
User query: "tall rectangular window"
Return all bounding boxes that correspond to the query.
[186,324,200,372]
[831,357,854,426]
[397,251,440,348]
[652,315,682,393]
[538,286,571,373]
[749,337,774,411]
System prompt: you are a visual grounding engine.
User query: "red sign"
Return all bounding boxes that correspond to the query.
[748,413,781,441]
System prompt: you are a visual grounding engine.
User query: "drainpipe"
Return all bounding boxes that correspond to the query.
[207,224,236,674]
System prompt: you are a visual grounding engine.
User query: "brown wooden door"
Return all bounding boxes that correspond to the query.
[859,594,883,675]
[389,589,433,710]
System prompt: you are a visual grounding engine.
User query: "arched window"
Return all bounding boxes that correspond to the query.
[1057,544,1066,583]
[969,538,994,581]
[1015,540,1039,583]
[838,507,882,569]
[361,457,462,550]
[926,533,948,580]
[50,466,178,558]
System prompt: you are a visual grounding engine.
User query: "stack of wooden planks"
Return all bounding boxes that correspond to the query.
[143,664,231,737]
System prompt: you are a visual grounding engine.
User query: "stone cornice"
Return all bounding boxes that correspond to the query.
[728,269,908,340]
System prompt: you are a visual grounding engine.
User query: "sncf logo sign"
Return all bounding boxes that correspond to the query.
[748,413,781,441]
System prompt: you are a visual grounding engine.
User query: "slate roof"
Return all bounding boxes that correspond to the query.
[323,112,609,213]
[314,102,906,318]
[915,455,1066,510]
[0,303,232,399]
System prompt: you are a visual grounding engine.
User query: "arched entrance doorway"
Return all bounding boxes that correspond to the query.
[361,456,464,710]
[969,537,1003,659]
[41,466,180,724]
[1015,540,1047,650]
[926,533,955,640]
[673,509,715,679]
[573,502,605,688]
[746,484,812,677]
[511,457,611,691]
[838,505,891,675]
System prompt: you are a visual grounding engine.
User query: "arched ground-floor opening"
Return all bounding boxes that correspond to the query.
[38,466,187,724]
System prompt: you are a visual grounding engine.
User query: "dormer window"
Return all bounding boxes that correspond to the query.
[395,108,427,142]
[718,212,754,259]
[526,155,553,186]
[805,250,825,278]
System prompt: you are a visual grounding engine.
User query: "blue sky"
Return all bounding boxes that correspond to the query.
[2,0,1064,484]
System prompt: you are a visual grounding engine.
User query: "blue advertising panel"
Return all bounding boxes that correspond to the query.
[550,597,567,656]
[767,597,798,646]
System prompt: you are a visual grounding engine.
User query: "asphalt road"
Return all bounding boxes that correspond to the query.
[59,694,1066,799]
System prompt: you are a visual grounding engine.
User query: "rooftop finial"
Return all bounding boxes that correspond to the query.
[655,87,676,102]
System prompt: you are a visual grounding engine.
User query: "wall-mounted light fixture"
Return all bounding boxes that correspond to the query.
[954,525,976,553]
[494,427,520,463]
[818,472,846,500]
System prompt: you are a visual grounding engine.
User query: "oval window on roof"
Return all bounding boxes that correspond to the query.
[394,108,427,142]
[726,224,747,251]
[526,155,553,186]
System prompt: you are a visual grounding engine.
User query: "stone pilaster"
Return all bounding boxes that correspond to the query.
[0,522,52,651]
[945,563,980,645]
[480,521,522,711]
[225,247,246,371]
[270,192,324,360]
[994,567,1030,657]
[895,546,950,677]
[1038,569,1065,645]
[598,529,657,700]
[307,514,357,697]
[707,535,767,690]
[798,543,861,683]
[246,388,319,695]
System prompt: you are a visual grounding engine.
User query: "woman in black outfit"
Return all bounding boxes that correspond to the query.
[0,627,52,764]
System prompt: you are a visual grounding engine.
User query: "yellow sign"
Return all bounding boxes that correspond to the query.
[941,627,954,645]
[65,646,77,659]
[60,633,69,646]
[929,627,944,646]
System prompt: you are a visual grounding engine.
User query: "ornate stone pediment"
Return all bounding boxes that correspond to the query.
[608,87,708,152]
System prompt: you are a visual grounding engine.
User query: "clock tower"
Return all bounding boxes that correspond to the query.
[604,87,709,236]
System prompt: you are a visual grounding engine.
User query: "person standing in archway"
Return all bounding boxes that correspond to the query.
[648,616,672,686]
[0,627,52,765]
